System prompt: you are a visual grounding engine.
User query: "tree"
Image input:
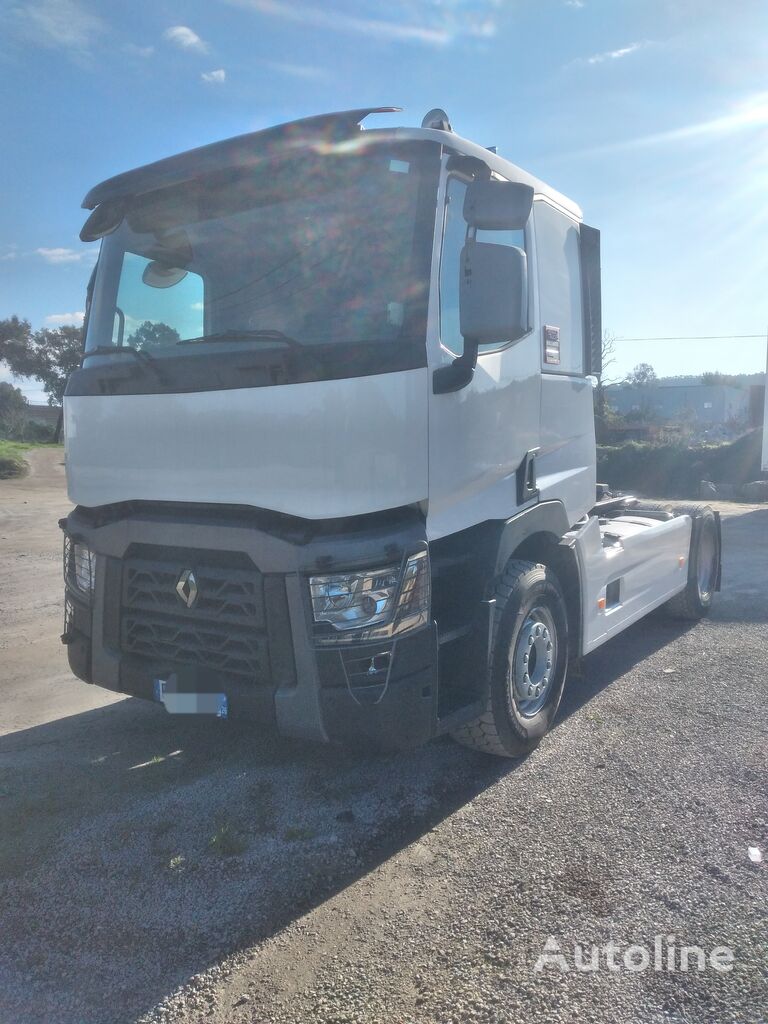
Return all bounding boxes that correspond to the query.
[0,381,28,439]
[0,317,83,442]
[593,330,623,444]
[127,320,180,348]
[626,362,657,388]
[701,371,741,387]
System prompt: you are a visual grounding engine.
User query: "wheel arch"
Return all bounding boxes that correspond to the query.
[492,500,571,577]
[429,500,584,717]
[494,503,583,660]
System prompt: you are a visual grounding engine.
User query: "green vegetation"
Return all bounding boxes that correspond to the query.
[0,317,83,441]
[0,440,28,479]
[1,381,59,447]
[0,439,61,479]
[209,823,249,857]
[597,429,764,498]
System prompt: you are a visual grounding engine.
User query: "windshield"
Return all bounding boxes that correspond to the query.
[81,140,439,393]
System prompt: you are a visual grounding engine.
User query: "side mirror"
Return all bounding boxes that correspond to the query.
[434,242,528,394]
[80,199,125,242]
[463,180,533,231]
[460,242,528,345]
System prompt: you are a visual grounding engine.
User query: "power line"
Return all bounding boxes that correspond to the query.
[616,334,766,342]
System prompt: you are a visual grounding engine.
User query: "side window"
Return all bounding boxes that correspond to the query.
[533,202,583,374]
[439,176,468,357]
[439,177,527,355]
[112,252,204,349]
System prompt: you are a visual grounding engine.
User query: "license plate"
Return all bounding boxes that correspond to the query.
[154,678,228,718]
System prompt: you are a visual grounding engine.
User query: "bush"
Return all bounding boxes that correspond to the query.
[0,441,28,479]
[597,429,765,498]
[0,417,56,443]
[21,419,56,442]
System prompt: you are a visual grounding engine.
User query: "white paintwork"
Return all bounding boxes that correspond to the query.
[371,127,583,222]
[65,369,429,518]
[537,375,596,527]
[532,199,595,527]
[534,202,584,376]
[426,156,540,541]
[426,342,542,540]
[426,170,594,540]
[570,514,692,655]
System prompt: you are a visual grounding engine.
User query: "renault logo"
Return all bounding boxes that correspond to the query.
[175,569,198,608]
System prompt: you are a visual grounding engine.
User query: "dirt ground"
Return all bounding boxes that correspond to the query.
[0,448,765,1024]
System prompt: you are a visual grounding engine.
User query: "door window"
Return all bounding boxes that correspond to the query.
[439,177,526,355]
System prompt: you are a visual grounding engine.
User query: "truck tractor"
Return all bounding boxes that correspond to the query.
[61,106,722,756]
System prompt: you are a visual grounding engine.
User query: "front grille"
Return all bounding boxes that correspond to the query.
[121,557,268,679]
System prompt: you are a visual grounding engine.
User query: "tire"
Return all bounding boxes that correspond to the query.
[662,504,720,620]
[632,501,672,514]
[451,560,569,758]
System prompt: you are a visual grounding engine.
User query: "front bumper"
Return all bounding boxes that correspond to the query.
[61,504,437,750]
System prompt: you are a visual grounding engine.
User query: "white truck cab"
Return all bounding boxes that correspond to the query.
[61,107,721,755]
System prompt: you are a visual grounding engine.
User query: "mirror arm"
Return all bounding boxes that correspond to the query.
[432,338,479,395]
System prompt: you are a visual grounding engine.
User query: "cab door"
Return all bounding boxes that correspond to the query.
[426,168,541,541]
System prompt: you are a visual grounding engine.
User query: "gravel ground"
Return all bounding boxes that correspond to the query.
[0,450,765,1024]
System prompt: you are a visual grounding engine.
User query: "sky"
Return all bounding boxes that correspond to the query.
[1,0,767,400]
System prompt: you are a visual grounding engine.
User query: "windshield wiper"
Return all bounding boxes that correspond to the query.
[177,330,301,348]
[84,345,167,383]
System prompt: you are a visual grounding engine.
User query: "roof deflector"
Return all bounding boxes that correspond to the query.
[81,106,404,211]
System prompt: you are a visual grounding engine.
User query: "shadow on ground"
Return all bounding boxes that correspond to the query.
[0,606,698,1024]
[711,508,768,623]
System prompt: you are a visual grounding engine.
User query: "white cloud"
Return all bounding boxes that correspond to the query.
[0,245,18,261]
[44,311,85,326]
[585,42,643,65]
[565,0,584,7]
[163,25,208,52]
[638,91,768,144]
[201,68,226,84]
[581,91,768,156]
[15,0,103,53]
[263,60,328,80]
[36,247,85,264]
[226,0,499,47]
[125,42,155,58]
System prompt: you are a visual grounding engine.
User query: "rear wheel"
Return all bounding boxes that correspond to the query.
[663,504,720,620]
[451,560,569,758]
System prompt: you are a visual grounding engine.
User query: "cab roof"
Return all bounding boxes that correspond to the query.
[81,106,582,222]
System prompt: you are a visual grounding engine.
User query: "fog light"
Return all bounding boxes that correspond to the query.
[64,537,95,596]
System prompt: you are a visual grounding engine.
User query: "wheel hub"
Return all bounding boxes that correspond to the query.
[511,607,557,717]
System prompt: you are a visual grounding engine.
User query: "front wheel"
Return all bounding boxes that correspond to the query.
[451,560,569,758]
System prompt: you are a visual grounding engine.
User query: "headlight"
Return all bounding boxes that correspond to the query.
[64,537,95,596]
[310,550,430,644]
